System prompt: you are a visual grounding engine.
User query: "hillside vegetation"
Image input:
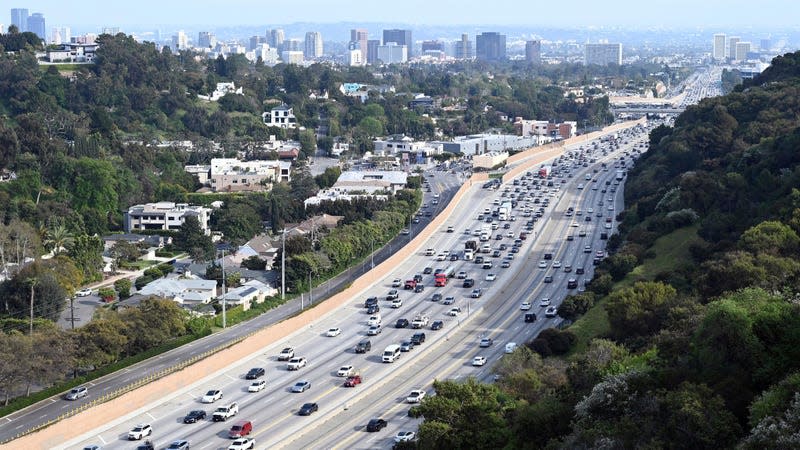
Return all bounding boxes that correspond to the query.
[406,51,800,449]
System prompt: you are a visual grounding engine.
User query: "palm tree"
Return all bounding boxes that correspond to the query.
[44,222,74,256]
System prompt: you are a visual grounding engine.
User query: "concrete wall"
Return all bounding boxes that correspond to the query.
[12,171,483,449]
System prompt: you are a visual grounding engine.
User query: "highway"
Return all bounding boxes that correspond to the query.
[62,123,654,450]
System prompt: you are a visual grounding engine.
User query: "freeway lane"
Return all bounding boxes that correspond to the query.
[63,123,650,450]
[0,171,460,445]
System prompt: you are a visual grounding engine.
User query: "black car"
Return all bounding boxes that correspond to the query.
[396,318,409,328]
[411,332,426,345]
[366,418,388,432]
[298,402,319,416]
[355,340,371,353]
[431,320,444,330]
[364,297,378,308]
[366,304,380,314]
[183,410,206,423]
[432,293,443,302]
[413,274,423,283]
[463,279,475,288]
[414,284,425,293]
[245,367,265,380]
[136,442,155,450]
[423,267,433,274]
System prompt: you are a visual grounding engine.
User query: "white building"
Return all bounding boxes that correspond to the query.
[713,33,727,60]
[304,189,389,208]
[197,82,243,102]
[262,104,297,129]
[304,31,323,59]
[209,158,291,191]
[125,202,213,235]
[348,49,364,66]
[222,280,277,309]
[138,279,218,305]
[251,43,279,64]
[473,151,509,170]
[377,42,408,64]
[281,50,304,65]
[333,171,408,194]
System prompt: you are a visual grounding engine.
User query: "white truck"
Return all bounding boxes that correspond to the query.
[411,315,429,329]
[499,201,512,220]
[212,402,239,422]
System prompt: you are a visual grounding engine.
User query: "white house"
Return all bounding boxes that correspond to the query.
[221,280,277,310]
[262,104,297,129]
[124,202,213,235]
[138,279,218,305]
[198,82,244,102]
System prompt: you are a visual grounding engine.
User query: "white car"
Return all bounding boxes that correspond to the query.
[520,301,532,310]
[545,306,558,317]
[248,380,266,392]
[539,298,551,307]
[537,261,547,269]
[391,278,402,287]
[406,389,426,403]
[448,307,461,317]
[75,288,92,297]
[201,389,223,403]
[472,356,487,366]
[228,438,255,450]
[127,423,152,440]
[326,327,341,337]
[337,365,355,377]
[367,315,381,326]
[287,357,307,370]
[395,431,416,443]
[391,298,403,308]
[553,261,562,268]
[485,273,497,281]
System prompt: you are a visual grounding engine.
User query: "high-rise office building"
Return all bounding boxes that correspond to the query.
[728,36,740,59]
[304,32,323,59]
[735,41,751,61]
[476,32,506,61]
[454,33,473,59]
[350,28,368,60]
[172,30,188,51]
[10,8,28,32]
[525,40,541,64]
[383,29,412,57]
[199,32,217,49]
[377,42,407,64]
[268,29,285,51]
[584,43,622,66]
[760,38,771,52]
[284,38,302,52]
[247,35,265,51]
[367,39,380,64]
[713,33,726,60]
[101,27,120,36]
[27,13,45,40]
[422,40,444,53]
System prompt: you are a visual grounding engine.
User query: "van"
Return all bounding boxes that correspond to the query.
[464,250,474,261]
[228,420,252,438]
[382,344,401,363]
[505,342,517,354]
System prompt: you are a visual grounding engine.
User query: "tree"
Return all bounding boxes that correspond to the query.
[557,293,595,321]
[110,241,141,266]
[743,393,800,449]
[173,216,214,262]
[119,297,187,354]
[114,278,133,299]
[740,220,800,257]
[605,281,678,340]
[67,235,104,281]
[71,316,128,368]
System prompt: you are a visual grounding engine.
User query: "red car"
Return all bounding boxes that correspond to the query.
[344,375,362,387]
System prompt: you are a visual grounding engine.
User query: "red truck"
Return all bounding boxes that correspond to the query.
[434,273,448,287]
[404,279,417,290]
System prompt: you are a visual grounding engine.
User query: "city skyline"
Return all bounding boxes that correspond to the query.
[7,0,797,29]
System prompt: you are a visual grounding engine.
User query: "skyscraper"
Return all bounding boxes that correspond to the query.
[27,13,45,40]
[304,31,323,59]
[454,34,473,59]
[350,28,368,60]
[10,8,28,32]
[728,36,740,59]
[199,31,217,49]
[383,29,412,57]
[268,29,285,51]
[172,31,188,51]
[760,38,771,52]
[713,33,726,60]
[476,32,506,61]
[584,43,622,66]
[525,40,541,64]
[735,41,751,61]
[366,39,380,64]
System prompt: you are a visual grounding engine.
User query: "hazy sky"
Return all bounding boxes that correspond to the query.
[8,0,796,29]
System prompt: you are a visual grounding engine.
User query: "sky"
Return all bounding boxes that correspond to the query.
[8,0,798,29]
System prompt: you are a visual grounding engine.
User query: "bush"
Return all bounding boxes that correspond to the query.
[135,275,156,289]
[558,293,595,321]
[143,267,164,279]
[114,278,132,299]
[532,328,576,356]
[241,255,267,270]
[98,287,116,302]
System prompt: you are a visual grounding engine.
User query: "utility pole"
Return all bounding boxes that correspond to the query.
[70,297,76,330]
[29,281,35,335]
[281,229,286,300]
[308,271,313,305]
[371,238,374,269]
[221,250,227,329]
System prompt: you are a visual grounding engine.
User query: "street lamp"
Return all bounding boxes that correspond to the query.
[281,229,286,300]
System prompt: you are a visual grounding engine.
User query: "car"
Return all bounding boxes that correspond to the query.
[545,306,558,318]
[228,438,255,450]
[501,260,511,268]
[391,298,403,308]
[287,357,307,370]
[443,296,455,305]
[355,340,371,353]
[135,443,154,450]
[298,402,319,416]
[201,389,223,403]
[584,245,592,253]
[553,261,562,268]
[401,228,410,235]
[166,440,190,450]
[538,261,547,269]
[337,365,355,377]
[471,288,483,298]
[391,278,402,287]
[344,375,363,387]
[291,380,311,393]
[480,338,493,347]
[245,367,265,380]
[400,340,415,352]
[544,275,553,283]
[387,289,399,300]
[247,379,267,393]
[564,264,572,273]
[277,347,295,361]
[407,389,426,403]
[446,225,454,233]
[75,288,92,297]
[423,267,433,274]
[82,446,102,450]
[448,307,461,316]
[414,283,425,293]
[183,410,206,424]
[462,278,475,288]
[576,267,585,274]
[368,315,382,326]
[326,327,341,337]
[472,356,487,366]
[485,273,497,281]
[431,320,444,330]
[128,424,153,440]
[520,301,532,310]
[367,325,382,335]
[366,418,388,432]
[395,430,417,443]
[431,293,443,302]
[64,386,88,400]
[395,318,409,328]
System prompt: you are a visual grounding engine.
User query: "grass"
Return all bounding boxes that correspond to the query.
[120,260,158,270]
[566,224,700,356]
[617,224,700,289]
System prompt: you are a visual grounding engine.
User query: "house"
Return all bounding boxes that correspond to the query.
[278,148,300,160]
[222,280,277,310]
[124,202,213,235]
[198,82,244,102]
[138,279,218,305]
[408,95,436,111]
[45,43,98,63]
[102,234,168,252]
[262,104,297,129]
[201,158,292,192]
[513,118,577,140]
[373,135,443,158]
[333,171,408,194]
